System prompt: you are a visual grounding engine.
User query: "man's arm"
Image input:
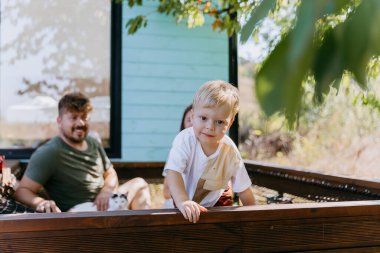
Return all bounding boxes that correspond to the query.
[94,167,119,211]
[237,187,256,205]
[14,175,61,213]
[166,170,207,223]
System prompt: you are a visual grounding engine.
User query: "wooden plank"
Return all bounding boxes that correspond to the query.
[123,63,227,79]
[113,162,164,179]
[123,35,227,52]
[124,48,228,65]
[1,201,380,252]
[123,76,206,92]
[246,160,380,201]
[121,147,170,162]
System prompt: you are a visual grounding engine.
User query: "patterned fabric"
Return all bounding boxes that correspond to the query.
[0,198,36,214]
[0,181,36,214]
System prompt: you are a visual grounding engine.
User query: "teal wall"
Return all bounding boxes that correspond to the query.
[120,2,229,162]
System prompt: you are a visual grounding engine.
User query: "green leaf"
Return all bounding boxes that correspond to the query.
[312,28,344,103]
[240,0,276,44]
[342,0,380,87]
[256,33,314,125]
[318,0,351,17]
[125,15,145,35]
[288,1,320,64]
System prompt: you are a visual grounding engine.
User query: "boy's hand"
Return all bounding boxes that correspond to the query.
[178,200,207,223]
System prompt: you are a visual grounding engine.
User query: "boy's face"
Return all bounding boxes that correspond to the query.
[192,103,233,150]
[57,109,90,144]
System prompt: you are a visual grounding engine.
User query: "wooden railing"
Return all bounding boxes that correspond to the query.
[3,160,380,252]
[1,201,380,252]
[245,160,380,201]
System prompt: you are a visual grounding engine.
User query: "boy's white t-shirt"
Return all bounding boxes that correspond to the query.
[164,127,252,207]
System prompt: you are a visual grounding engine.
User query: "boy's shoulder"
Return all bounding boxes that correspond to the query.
[174,127,196,143]
[221,134,238,148]
[220,135,241,159]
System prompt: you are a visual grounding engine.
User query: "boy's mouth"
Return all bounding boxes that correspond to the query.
[202,132,215,138]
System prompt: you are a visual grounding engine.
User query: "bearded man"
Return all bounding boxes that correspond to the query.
[14,92,151,212]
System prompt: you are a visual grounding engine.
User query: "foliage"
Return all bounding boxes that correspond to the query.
[124,0,380,125]
[239,59,380,179]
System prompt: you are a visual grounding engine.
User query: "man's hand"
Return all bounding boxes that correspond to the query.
[94,190,111,211]
[178,200,208,223]
[36,200,61,213]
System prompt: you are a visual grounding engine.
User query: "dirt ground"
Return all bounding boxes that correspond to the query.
[148,180,312,209]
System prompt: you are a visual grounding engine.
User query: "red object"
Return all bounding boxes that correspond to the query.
[0,155,4,173]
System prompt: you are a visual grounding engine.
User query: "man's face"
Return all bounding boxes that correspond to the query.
[57,110,90,144]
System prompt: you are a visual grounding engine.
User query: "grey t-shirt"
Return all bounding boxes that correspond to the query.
[25,136,112,211]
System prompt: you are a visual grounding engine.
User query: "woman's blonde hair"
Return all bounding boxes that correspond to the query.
[193,80,239,118]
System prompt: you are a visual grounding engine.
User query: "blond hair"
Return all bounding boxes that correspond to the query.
[193,80,239,118]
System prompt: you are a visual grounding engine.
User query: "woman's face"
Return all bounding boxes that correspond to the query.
[184,110,193,129]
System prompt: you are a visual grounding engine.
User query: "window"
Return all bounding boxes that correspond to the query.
[0,0,121,158]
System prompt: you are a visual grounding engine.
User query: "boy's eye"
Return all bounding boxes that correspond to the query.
[200,116,207,121]
[216,120,225,125]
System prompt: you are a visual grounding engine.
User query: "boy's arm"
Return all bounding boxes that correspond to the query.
[166,170,207,223]
[237,187,256,205]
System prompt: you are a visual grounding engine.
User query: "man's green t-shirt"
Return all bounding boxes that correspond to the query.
[25,136,112,211]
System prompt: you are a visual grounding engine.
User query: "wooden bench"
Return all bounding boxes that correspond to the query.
[1,201,380,252]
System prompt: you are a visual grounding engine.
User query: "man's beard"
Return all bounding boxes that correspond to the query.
[63,126,88,143]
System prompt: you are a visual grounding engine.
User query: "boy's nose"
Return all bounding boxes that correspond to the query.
[207,121,215,130]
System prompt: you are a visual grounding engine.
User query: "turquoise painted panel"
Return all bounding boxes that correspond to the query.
[123,90,194,106]
[125,105,189,120]
[123,21,223,38]
[123,118,179,134]
[121,2,228,162]
[123,35,227,52]
[124,77,209,92]
[123,133,177,148]
[123,63,227,79]
[124,48,227,65]
[122,147,171,162]
[123,5,217,26]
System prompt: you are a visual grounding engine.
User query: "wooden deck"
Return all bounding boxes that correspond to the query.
[1,201,380,252]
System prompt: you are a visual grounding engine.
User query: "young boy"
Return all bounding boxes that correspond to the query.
[164,80,256,223]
